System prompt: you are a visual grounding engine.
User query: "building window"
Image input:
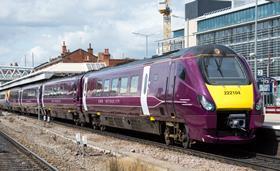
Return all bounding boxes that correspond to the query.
[198,3,280,32]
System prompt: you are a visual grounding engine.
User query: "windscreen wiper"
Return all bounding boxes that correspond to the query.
[214,58,224,77]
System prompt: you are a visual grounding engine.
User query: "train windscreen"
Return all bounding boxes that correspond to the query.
[199,56,250,85]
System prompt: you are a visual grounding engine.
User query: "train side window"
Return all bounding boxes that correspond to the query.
[103,79,110,96]
[22,91,27,99]
[27,89,36,99]
[177,63,186,80]
[130,76,139,93]
[0,93,4,99]
[103,80,110,92]
[50,87,54,97]
[120,77,128,94]
[71,83,77,96]
[95,80,103,96]
[87,79,95,97]
[111,78,119,95]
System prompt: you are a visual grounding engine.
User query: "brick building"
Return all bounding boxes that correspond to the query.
[34,42,134,71]
[97,48,135,67]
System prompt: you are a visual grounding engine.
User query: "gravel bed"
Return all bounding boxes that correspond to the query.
[0,112,254,171]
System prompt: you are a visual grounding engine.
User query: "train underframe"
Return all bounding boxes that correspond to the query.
[8,106,263,148]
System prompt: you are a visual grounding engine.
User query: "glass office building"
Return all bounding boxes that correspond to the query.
[196,1,280,105]
[197,1,280,78]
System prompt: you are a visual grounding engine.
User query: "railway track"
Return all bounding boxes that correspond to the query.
[0,130,58,171]
[8,113,280,170]
[52,118,280,171]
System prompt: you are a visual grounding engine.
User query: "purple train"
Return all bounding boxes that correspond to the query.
[0,45,264,147]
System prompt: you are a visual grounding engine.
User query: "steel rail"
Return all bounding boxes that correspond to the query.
[52,119,280,171]
[9,113,280,171]
[0,130,58,171]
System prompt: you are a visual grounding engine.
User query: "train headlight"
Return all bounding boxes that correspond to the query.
[198,95,215,112]
[255,98,262,111]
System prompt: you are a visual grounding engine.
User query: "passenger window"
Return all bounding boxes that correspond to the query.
[130,76,139,93]
[27,89,36,99]
[177,63,186,80]
[95,80,103,96]
[111,78,119,94]
[120,77,128,94]
[103,80,110,92]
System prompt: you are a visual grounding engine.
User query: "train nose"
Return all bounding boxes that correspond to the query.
[206,85,254,110]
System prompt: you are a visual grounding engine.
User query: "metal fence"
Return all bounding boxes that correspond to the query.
[0,66,32,84]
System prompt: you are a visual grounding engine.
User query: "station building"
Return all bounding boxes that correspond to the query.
[158,0,280,105]
[34,42,134,71]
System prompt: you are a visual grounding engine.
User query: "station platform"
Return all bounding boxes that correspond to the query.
[262,106,280,129]
[255,109,280,157]
[263,113,280,130]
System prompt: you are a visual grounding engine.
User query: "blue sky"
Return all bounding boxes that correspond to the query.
[0,0,186,67]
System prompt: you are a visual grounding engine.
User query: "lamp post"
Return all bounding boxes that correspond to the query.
[254,0,258,79]
[132,32,154,58]
[172,14,189,48]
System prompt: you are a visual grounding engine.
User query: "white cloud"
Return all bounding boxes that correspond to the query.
[26,46,49,66]
[0,47,11,55]
[0,0,186,67]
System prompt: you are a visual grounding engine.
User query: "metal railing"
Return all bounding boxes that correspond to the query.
[0,66,33,81]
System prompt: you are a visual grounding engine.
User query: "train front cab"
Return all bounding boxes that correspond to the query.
[180,46,264,144]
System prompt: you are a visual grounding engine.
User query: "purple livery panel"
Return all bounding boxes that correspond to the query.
[42,76,80,117]
[21,85,40,110]
[8,89,21,110]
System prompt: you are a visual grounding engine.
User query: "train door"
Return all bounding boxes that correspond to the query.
[18,89,21,107]
[141,66,151,116]
[38,86,42,108]
[19,89,22,107]
[165,61,176,117]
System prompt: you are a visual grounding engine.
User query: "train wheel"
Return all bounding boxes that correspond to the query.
[74,120,79,126]
[182,135,191,149]
[100,125,106,131]
[91,115,100,130]
[92,124,99,130]
[164,127,174,146]
[182,126,191,148]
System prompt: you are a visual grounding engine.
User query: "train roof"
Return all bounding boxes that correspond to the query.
[90,48,189,74]
[85,44,236,75]
[0,44,236,91]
